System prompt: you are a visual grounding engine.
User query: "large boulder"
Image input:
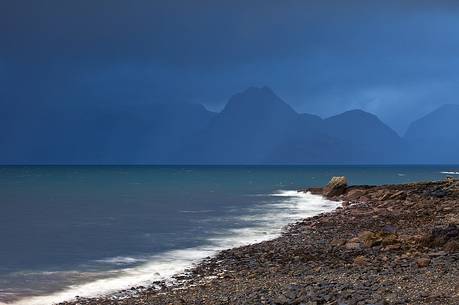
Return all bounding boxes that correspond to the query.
[323,176,348,197]
[421,224,459,249]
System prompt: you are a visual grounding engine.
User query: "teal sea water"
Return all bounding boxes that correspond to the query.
[0,165,457,304]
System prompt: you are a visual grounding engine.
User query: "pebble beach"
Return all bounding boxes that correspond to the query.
[60,178,459,305]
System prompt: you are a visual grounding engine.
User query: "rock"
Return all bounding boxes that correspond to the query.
[383,243,401,251]
[379,192,392,201]
[358,230,375,239]
[390,190,406,200]
[331,239,346,247]
[341,200,351,207]
[416,257,431,268]
[345,189,367,201]
[445,224,459,238]
[443,240,459,253]
[422,224,459,248]
[345,242,361,250]
[359,195,370,202]
[358,231,398,248]
[381,233,399,246]
[382,225,398,234]
[359,231,381,247]
[323,176,348,197]
[273,294,289,304]
[361,232,381,247]
[353,255,367,266]
[428,251,447,257]
[428,188,448,198]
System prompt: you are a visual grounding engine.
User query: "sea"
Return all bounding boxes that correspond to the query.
[0,165,457,305]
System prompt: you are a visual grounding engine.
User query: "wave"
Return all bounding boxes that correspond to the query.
[95,256,148,266]
[4,191,339,305]
[441,171,459,175]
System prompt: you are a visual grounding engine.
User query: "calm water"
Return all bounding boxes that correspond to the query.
[0,165,457,304]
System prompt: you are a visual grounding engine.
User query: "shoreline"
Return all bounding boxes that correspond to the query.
[8,190,339,305]
[57,178,459,304]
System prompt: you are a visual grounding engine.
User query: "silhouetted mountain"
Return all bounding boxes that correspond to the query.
[267,113,346,164]
[267,110,402,164]
[323,110,402,163]
[172,88,402,164]
[172,87,298,163]
[2,87,456,164]
[404,104,459,163]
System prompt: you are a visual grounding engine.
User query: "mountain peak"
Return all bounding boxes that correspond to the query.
[325,108,401,141]
[230,86,280,104]
[405,103,459,139]
[221,86,297,118]
[327,109,377,120]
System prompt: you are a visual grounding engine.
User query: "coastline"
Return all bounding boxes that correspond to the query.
[7,190,339,305]
[58,178,459,305]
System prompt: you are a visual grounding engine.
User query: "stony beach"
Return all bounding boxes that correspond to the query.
[60,178,459,305]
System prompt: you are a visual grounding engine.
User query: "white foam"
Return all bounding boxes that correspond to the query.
[5,191,339,305]
[95,257,147,266]
[441,171,459,175]
[271,190,302,197]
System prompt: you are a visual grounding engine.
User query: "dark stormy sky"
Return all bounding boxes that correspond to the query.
[2,0,459,134]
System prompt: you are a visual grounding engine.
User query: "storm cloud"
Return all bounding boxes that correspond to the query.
[2,0,459,133]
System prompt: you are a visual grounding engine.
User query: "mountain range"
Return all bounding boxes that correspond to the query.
[1,86,458,164]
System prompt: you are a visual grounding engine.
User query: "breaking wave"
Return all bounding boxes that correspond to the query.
[3,191,340,305]
[441,171,459,175]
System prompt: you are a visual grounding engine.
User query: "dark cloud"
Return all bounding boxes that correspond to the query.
[2,0,459,134]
